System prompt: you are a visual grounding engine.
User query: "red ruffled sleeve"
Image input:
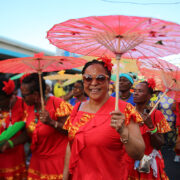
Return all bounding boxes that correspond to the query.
[55,99,73,117]
[124,103,143,126]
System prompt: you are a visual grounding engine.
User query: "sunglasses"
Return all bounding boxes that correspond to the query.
[83,74,109,84]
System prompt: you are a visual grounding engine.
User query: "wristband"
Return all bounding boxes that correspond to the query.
[149,127,157,134]
[8,140,14,148]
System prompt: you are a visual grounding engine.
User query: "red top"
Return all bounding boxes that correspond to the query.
[64,97,142,180]
[24,96,72,180]
[0,96,26,180]
[128,109,171,180]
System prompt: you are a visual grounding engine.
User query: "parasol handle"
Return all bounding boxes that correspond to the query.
[115,54,121,111]
[38,72,45,111]
[149,80,174,115]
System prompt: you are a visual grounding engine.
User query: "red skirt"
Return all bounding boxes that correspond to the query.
[0,145,26,180]
[27,153,64,180]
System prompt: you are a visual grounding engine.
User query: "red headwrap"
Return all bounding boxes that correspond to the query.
[2,79,15,95]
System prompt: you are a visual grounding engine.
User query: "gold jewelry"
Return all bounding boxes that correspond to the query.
[120,136,129,144]
[120,132,129,144]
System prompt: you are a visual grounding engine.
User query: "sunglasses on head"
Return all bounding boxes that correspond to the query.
[83,74,109,84]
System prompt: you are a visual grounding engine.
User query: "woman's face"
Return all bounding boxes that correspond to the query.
[21,83,36,106]
[133,83,151,104]
[73,82,84,97]
[83,64,110,101]
[119,76,132,91]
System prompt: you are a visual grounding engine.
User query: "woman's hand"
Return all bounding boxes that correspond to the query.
[140,108,154,129]
[39,110,52,125]
[110,110,145,159]
[110,110,125,134]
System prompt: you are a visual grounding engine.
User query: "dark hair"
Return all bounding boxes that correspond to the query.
[75,80,84,88]
[0,76,12,97]
[82,59,111,78]
[140,81,154,95]
[21,73,46,96]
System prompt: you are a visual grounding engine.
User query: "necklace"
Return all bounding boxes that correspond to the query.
[34,97,47,124]
[34,109,40,124]
[119,93,131,100]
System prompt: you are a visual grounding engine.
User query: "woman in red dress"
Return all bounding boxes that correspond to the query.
[128,80,171,180]
[1,73,72,180]
[0,77,26,179]
[63,58,145,180]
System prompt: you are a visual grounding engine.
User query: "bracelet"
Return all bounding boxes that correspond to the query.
[120,137,129,144]
[149,127,157,134]
[120,132,129,144]
[54,121,58,128]
[8,140,14,148]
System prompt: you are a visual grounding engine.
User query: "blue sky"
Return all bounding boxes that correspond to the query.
[1,0,180,54]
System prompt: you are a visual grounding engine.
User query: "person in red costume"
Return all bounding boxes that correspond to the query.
[128,80,171,180]
[0,76,26,180]
[1,73,73,180]
[63,58,145,180]
[173,102,180,162]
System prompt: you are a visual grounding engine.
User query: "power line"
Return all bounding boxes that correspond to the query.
[101,0,180,5]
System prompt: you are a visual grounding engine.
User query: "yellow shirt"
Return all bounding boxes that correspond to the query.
[53,83,66,97]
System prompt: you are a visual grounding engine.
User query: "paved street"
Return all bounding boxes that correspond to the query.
[161,146,180,180]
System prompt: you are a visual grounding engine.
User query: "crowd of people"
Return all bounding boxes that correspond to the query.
[0,57,179,180]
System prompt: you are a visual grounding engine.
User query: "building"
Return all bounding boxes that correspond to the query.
[0,36,55,60]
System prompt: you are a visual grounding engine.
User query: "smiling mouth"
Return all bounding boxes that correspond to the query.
[90,88,100,93]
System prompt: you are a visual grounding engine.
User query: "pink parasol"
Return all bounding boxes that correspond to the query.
[47,15,180,110]
[0,52,86,110]
[137,57,180,114]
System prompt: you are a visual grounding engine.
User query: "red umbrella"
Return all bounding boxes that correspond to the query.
[47,15,180,110]
[0,52,86,110]
[0,52,86,73]
[137,57,180,114]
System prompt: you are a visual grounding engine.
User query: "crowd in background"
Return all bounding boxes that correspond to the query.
[0,58,179,180]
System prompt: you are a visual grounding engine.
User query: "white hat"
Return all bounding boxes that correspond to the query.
[45,80,52,90]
